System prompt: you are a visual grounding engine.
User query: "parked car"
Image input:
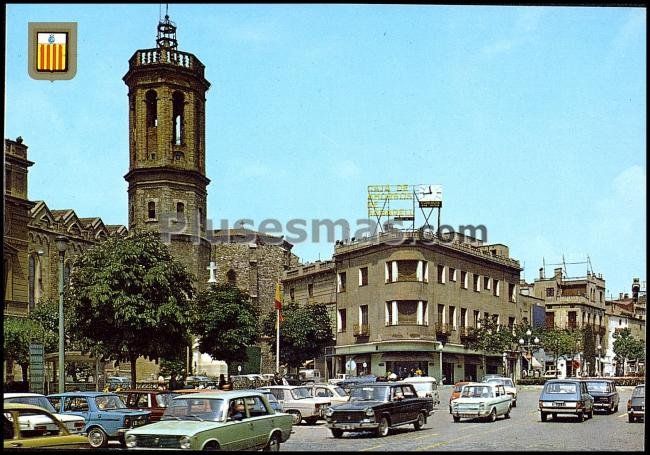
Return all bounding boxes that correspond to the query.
[106,376,132,391]
[583,379,619,414]
[47,391,151,448]
[184,375,217,389]
[259,390,283,412]
[543,369,565,379]
[3,403,91,449]
[627,384,645,423]
[124,390,293,451]
[450,382,512,423]
[538,379,594,422]
[483,377,518,407]
[258,385,331,425]
[120,389,181,422]
[400,376,440,407]
[448,381,470,413]
[310,383,350,405]
[324,382,434,438]
[4,392,86,434]
[328,373,351,385]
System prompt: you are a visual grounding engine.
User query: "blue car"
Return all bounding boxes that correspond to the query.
[47,391,151,448]
[538,379,594,422]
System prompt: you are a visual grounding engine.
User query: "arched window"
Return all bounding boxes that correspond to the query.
[172,91,184,145]
[148,201,156,219]
[146,90,158,128]
[176,202,185,219]
[227,269,237,286]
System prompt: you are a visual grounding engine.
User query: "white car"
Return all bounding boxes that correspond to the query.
[399,376,440,407]
[450,382,512,422]
[310,383,350,405]
[3,392,86,434]
[484,377,518,407]
[328,373,350,385]
[258,385,331,425]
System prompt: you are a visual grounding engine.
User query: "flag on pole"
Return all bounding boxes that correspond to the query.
[274,282,283,323]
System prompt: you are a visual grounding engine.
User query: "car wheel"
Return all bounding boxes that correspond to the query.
[87,427,109,448]
[453,415,461,423]
[628,414,634,423]
[588,409,593,419]
[540,412,547,422]
[578,412,585,422]
[449,406,452,414]
[614,403,619,413]
[552,413,557,420]
[376,416,390,437]
[505,406,511,419]
[414,412,425,430]
[487,408,497,423]
[288,410,302,425]
[331,429,344,438]
[263,432,281,452]
[203,441,220,451]
[512,400,517,408]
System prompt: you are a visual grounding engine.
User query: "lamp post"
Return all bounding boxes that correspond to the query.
[519,329,540,379]
[596,344,602,377]
[55,236,69,393]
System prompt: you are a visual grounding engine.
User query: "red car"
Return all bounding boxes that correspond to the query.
[449,381,470,413]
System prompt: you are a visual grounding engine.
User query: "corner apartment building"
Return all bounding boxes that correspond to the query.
[283,229,532,384]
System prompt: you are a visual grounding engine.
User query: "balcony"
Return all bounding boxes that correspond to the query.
[435,322,450,335]
[353,323,369,337]
[459,326,478,340]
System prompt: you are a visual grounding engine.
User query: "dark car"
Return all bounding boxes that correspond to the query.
[627,384,645,423]
[324,382,434,438]
[120,389,179,422]
[538,379,594,422]
[583,379,619,414]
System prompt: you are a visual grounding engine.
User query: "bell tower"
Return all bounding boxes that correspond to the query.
[123,14,211,285]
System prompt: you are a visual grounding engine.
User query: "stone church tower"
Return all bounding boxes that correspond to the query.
[123,15,211,287]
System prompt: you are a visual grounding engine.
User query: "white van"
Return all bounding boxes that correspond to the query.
[399,376,440,407]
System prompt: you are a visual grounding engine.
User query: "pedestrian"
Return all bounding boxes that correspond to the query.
[415,368,423,377]
[169,374,178,390]
[157,374,166,391]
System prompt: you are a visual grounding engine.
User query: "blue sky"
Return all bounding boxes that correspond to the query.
[4,4,646,296]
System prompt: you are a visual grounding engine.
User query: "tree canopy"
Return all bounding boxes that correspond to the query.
[191,283,260,368]
[262,301,334,371]
[613,328,645,362]
[66,231,195,385]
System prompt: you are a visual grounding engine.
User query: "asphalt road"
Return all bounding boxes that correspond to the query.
[282,385,645,452]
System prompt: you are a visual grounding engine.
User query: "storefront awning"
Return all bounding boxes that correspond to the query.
[381,353,434,362]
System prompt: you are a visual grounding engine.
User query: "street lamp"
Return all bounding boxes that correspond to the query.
[519,329,540,379]
[55,236,69,393]
[596,344,602,377]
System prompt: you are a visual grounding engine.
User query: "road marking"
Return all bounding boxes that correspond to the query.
[412,433,439,440]
[360,445,384,451]
[418,426,502,450]
[618,413,628,418]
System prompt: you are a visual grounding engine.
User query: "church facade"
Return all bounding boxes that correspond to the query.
[3,15,298,383]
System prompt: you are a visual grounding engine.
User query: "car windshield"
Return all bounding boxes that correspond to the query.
[585,382,609,392]
[162,397,226,422]
[290,387,312,400]
[461,386,492,398]
[155,393,176,407]
[332,386,347,396]
[350,386,389,402]
[95,395,127,410]
[632,386,645,398]
[4,396,57,413]
[264,393,278,403]
[544,382,577,394]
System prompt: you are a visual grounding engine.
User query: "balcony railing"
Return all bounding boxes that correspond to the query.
[128,48,206,78]
[353,323,369,337]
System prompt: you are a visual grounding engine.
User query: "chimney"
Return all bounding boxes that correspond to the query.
[632,278,640,301]
[539,267,545,279]
[554,268,563,280]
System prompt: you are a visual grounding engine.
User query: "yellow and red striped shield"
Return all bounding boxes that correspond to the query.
[36,32,67,72]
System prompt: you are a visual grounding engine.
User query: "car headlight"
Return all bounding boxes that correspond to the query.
[325,407,334,417]
[179,436,191,449]
[365,408,374,417]
[125,434,137,448]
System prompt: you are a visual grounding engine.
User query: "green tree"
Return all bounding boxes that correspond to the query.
[539,326,583,377]
[613,328,645,375]
[582,325,596,376]
[3,316,46,382]
[262,301,334,372]
[66,231,195,386]
[465,317,517,374]
[191,283,259,379]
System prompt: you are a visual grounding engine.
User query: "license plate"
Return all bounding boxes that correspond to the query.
[554,402,565,407]
[340,425,354,430]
